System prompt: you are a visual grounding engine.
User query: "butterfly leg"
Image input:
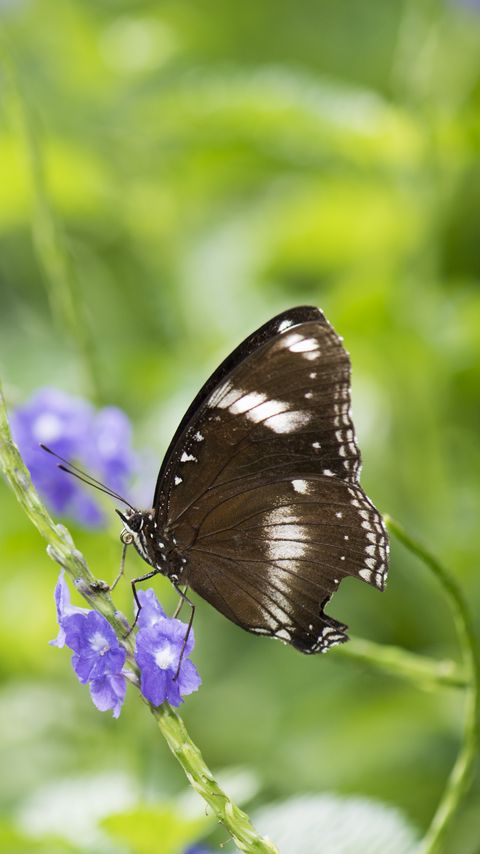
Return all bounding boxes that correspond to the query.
[172,586,189,619]
[108,542,128,592]
[173,585,195,681]
[122,568,162,637]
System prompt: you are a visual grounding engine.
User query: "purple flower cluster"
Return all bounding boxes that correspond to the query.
[52,574,201,717]
[11,387,136,528]
[51,571,126,717]
[135,589,201,707]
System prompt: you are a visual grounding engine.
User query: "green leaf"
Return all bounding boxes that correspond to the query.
[0,820,77,854]
[101,805,211,854]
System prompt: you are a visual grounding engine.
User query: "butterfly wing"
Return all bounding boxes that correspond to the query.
[154,306,388,652]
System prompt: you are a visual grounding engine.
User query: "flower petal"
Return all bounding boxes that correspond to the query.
[140,666,169,707]
[177,659,202,697]
[89,674,126,718]
[53,569,88,624]
[136,588,167,629]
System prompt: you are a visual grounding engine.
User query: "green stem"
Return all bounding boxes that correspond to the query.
[0,38,101,402]
[0,381,277,853]
[336,636,467,691]
[385,516,479,854]
[151,703,278,853]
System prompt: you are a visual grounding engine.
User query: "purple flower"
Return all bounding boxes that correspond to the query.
[64,611,126,683]
[50,569,89,648]
[52,579,201,717]
[52,571,127,718]
[11,387,136,528]
[135,589,201,708]
[136,587,168,629]
[89,674,126,719]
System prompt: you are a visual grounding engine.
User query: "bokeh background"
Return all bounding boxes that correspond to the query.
[1,1,480,852]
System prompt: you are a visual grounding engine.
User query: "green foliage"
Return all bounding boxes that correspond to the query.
[101,806,210,854]
[0,821,76,854]
[1,0,480,852]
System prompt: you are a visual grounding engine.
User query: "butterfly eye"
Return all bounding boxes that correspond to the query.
[121,529,134,545]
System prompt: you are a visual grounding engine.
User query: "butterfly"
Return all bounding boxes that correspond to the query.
[49,306,389,654]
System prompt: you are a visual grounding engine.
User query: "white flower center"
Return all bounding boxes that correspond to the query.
[154,643,177,670]
[90,631,110,655]
[32,413,63,443]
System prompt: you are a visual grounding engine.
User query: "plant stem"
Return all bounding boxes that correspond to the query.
[0,38,101,403]
[385,516,479,854]
[0,381,277,853]
[151,703,278,853]
[336,636,467,690]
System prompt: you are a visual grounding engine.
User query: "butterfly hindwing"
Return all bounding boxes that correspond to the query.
[178,474,386,652]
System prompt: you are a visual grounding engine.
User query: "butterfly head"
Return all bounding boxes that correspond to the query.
[116,508,147,545]
[115,507,171,574]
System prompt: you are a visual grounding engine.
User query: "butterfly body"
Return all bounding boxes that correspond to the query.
[119,510,186,584]
[121,306,389,654]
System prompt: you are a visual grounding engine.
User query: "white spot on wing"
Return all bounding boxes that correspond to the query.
[180,452,196,463]
[229,391,266,414]
[283,332,303,349]
[265,506,298,526]
[265,410,312,433]
[278,319,293,332]
[289,337,320,353]
[359,568,372,582]
[323,469,334,477]
[247,399,285,423]
[266,538,306,561]
[292,479,310,494]
[264,508,307,562]
[174,476,182,486]
[275,628,292,641]
[216,386,245,410]
[208,380,232,408]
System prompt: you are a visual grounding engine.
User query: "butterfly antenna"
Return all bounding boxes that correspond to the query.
[40,444,135,510]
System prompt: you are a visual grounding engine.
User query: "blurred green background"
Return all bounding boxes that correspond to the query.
[1,0,480,851]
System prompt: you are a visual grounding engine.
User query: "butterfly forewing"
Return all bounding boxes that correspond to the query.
[153,306,388,653]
